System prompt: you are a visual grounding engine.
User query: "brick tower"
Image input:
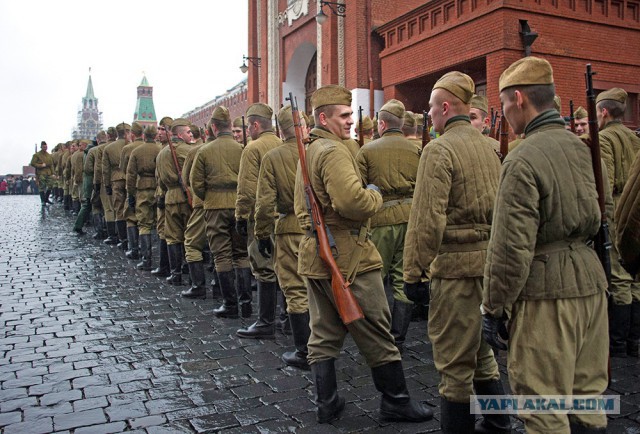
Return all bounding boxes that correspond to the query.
[73,69,103,140]
[133,74,157,129]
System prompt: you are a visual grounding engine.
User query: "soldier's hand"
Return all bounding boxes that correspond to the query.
[157,196,165,210]
[258,238,272,258]
[128,194,136,210]
[94,183,101,194]
[235,219,248,237]
[481,310,509,351]
[403,281,430,305]
[105,185,112,195]
[366,183,381,194]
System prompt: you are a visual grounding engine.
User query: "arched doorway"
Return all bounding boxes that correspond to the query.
[282,42,316,113]
[304,53,317,116]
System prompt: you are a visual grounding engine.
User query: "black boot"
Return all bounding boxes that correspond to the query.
[92,214,106,240]
[276,288,292,335]
[391,299,413,354]
[181,261,207,299]
[609,302,631,358]
[441,397,475,434]
[39,191,46,205]
[569,422,607,433]
[44,190,53,205]
[125,226,140,260]
[214,270,239,318]
[236,268,253,318]
[210,270,221,299]
[136,234,153,271]
[71,199,80,215]
[628,301,640,357]
[116,221,128,251]
[151,239,170,277]
[371,360,433,422]
[282,311,311,370]
[166,243,183,285]
[311,359,345,423]
[236,281,276,339]
[473,380,511,434]
[103,221,119,245]
[64,195,71,211]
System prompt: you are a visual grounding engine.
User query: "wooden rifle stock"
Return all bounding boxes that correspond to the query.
[358,106,364,148]
[498,107,509,162]
[489,107,497,139]
[569,99,576,134]
[241,116,248,147]
[422,110,431,149]
[286,92,364,324]
[585,64,612,284]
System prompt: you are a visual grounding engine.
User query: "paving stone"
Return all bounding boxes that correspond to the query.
[83,385,120,398]
[72,396,109,412]
[0,411,21,427]
[189,413,240,433]
[28,380,71,396]
[53,408,107,430]
[73,421,127,434]
[0,387,27,402]
[3,416,53,434]
[0,396,37,412]
[145,397,195,415]
[129,414,167,429]
[23,402,73,420]
[40,389,83,407]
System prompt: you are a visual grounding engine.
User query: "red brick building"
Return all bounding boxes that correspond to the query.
[242,0,639,128]
[183,79,249,129]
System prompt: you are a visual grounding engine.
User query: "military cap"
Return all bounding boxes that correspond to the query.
[380,99,406,119]
[311,85,352,111]
[277,105,294,131]
[403,111,416,128]
[41,140,47,147]
[433,71,475,104]
[470,95,488,114]
[171,118,191,131]
[116,122,131,133]
[357,115,374,131]
[159,116,173,128]
[414,113,424,127]
[131,122,144,135]
[553,95,562,112]
[79,139,92,145]
[574,106,588,119]
[596,87,627,105]
[107,126,117,136]
[246,103,273,120]
[499,56,554,92]
[212,106,230,122]
[144,124,157,138]
[301,112,311,127]
[232,116,243,128]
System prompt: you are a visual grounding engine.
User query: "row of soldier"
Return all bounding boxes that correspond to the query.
[30,55,640,433]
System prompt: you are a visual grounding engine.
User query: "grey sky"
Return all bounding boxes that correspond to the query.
[0,0,248,175]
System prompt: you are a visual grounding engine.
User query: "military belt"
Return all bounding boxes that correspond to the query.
[439,240,489,253]
[381,197,413,209]
[534,237,587,258]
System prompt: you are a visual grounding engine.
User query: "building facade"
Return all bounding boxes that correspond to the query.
[183,79,249,129]
[133,75,158,129]
[72,71,103,140]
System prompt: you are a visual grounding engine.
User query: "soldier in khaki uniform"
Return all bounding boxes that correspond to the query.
[235,103,283,324]
[95,127,119,244]
[102,123,132,249]
[70,139,88,215]
[73,138,99,235]
[356,99,420,354]
[574,105,589,136]
[127,125,161,271]
[157,118,194,285]
[61,141,74,211]
[232,116,248,146]
[596,87,640,357]
[294,85,432,424]
[120,122,144,259]
[402,72,507,433]
[482,56,608,434]
[254,105,310,369]
[50,144,63,202]
[616,152,640,278]
[355,115,374,146]
[191,106,249,318]
[401,110,421,149]
[470,95,501,155]
[30,141,54,206]
[81,131,107,239]
[180,122,211,299]
[151,117,173,277]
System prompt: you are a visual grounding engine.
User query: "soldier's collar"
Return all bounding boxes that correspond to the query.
[444,115,470,129]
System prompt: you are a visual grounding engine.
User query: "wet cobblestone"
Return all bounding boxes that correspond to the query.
[1,195,639,432]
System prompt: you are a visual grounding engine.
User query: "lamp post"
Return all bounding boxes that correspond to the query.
[316,0,346,24]
[239,55,262,73]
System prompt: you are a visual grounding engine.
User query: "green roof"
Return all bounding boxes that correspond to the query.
[140,75,149,86]
[85,75,95,100]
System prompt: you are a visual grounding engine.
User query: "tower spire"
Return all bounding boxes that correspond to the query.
[86,67,95,100]
[133,73,157,128]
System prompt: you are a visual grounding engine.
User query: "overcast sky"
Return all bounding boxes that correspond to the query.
[0,1,248,175]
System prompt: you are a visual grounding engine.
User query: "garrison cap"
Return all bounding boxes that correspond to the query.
[403,111,416,128]
[246,103,273,120]
[212,106,231,122]
[144,124,157,138]
[131,122,144,135]
[171,118,191,131]
[433,71,475,104]
[107,126,117,136]
[596,88,627,105]
[159,116,173,128]
[79,139,91,145]
[499,56,554,92]
[554,95,562,112]
[232,116,243,128]
[277,105,294,130]
[470,95,488,114]
[116,122,131,134]
[380,99,405,119]
[415,113,424,127]
[574,106,588,119]
[311,85,352,111]
[357,115,374,131]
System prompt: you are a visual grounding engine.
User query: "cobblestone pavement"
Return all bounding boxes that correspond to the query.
[1,195,639,433]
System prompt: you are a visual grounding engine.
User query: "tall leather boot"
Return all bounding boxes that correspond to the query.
[311,359,345,423]
[125,226,140,260]
[609,302,631,357]
[569,422,607,433]
[628,301,640,357]
[166,243,183,285]
[103,221,119,245]
[151,239,170,277]
[473,379,512,433]
[236,281,276,339]
[214,270,239,318]
[210,270,221,299]
[371,360,433,422]
[282,311,311,370]
[64,195,71,211]
[116,221,128,251]
[236,268,253,318]
[276,288,292,335]
[391,300,414,354]
[71,199,80,215]
[39,191,46,205]
[181,261,206,299]
[44,190,53,205]
[441,397,475,434]
[92,214,105,240]
[136,234,153,271]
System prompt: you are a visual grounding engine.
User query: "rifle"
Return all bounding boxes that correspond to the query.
[167,132,193,208]
[287,92,364,325]
[274,115,280,138]
[489,107,498,139]
[422,110,431,149]
[585,64,612,284]
[498,107,510,162]
[358,106,364,148]
[569,99,576,134]
[241,115,248,147]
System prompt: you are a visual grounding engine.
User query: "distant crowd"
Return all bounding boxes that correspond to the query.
[0,175,39,195]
